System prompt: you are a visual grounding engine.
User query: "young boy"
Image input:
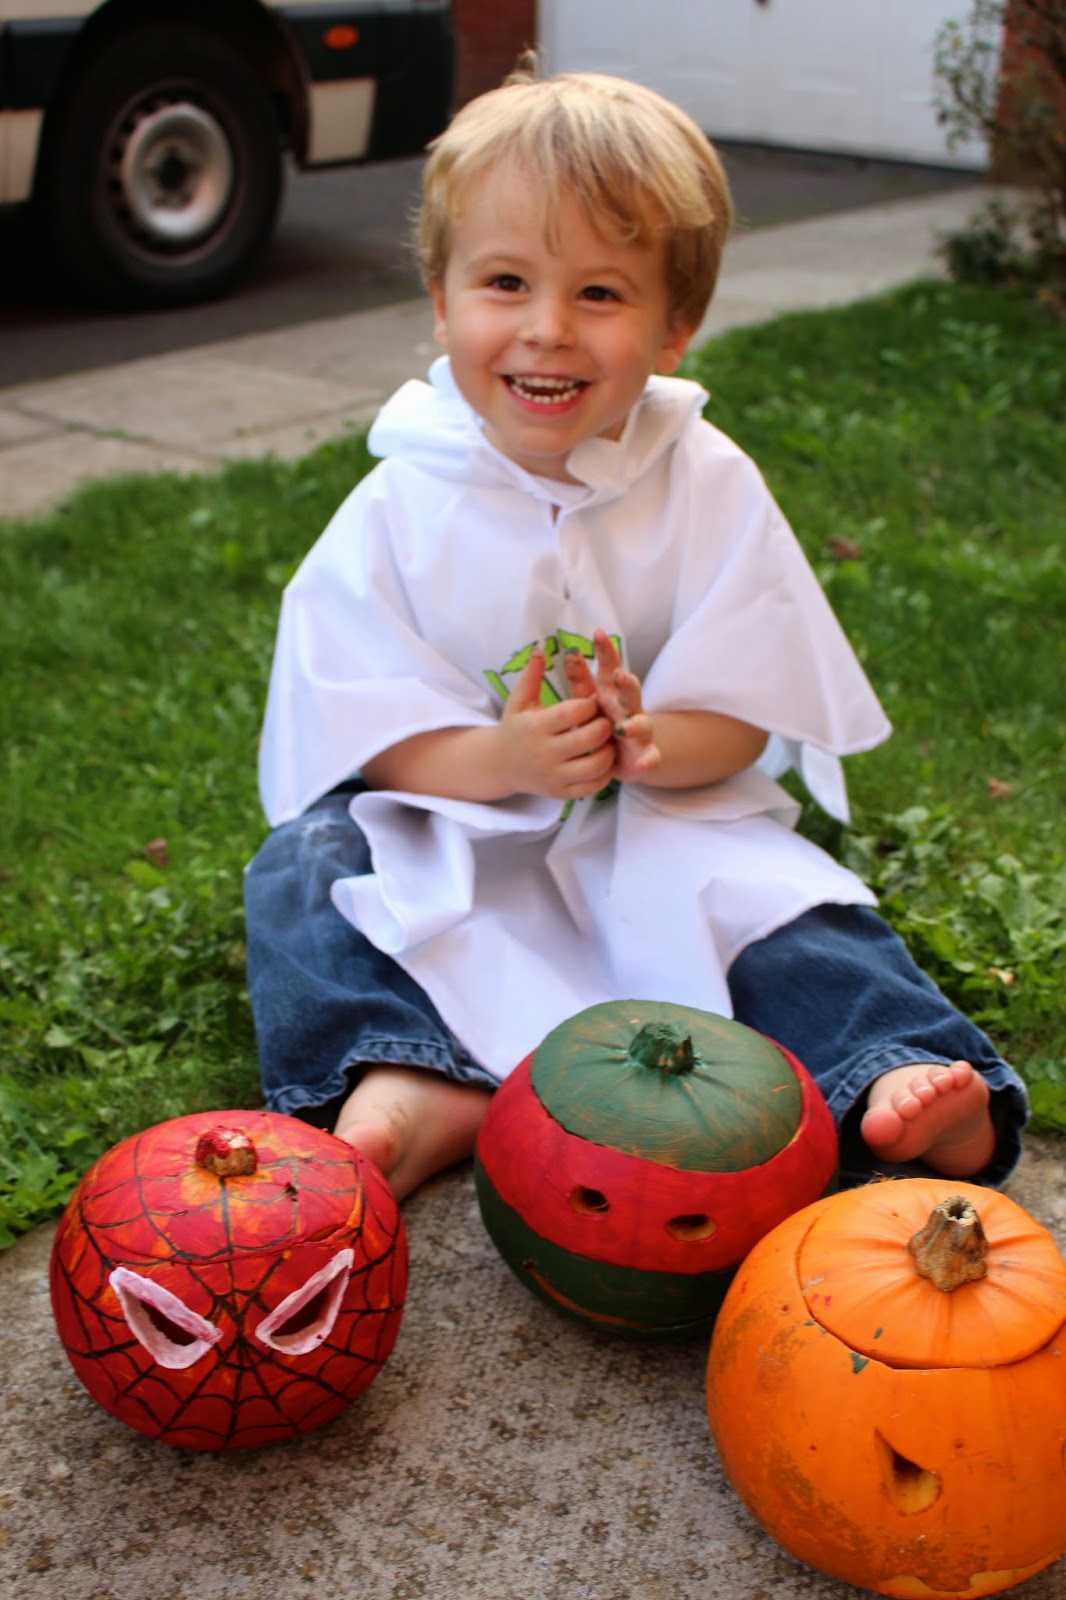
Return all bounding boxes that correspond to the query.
[246,66,1027,1202]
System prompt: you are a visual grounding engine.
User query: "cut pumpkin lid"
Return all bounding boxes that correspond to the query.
[530,999,801,1173]
[797,1179,1066,1368]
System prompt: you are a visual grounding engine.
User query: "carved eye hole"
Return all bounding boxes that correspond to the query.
[109,1267,223,1370]
[569,1188,610,1215]
[255,1248,354,1355]
[666,1214,717,1242]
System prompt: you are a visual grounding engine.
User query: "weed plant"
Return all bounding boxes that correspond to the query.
[1,282,1064,1243]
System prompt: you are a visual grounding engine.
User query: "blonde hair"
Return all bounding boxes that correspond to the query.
[419,63,733,329]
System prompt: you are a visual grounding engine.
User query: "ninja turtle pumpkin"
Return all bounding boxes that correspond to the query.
[474,999,837,1337]
[50,1110,406,1450]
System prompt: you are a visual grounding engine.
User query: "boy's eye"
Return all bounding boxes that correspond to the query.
[580,284,620,303]
[489,273,525,292]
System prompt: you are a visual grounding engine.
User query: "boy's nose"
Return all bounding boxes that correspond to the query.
[521,294,574,348]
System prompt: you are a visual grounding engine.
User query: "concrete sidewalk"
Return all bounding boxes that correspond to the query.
[6,180,1066,1600]
[3,1138,1064,1600]
[2,184,991,522]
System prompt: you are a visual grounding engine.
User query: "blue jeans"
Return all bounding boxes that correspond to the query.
[244,786,1028,1187]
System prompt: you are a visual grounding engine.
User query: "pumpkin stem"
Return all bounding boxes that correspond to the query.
[908,1195,988,1290]
[195,1127,258,1178]
[626,1021,695,1077]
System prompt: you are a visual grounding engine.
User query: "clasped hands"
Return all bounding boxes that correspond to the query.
[497,628,659,800]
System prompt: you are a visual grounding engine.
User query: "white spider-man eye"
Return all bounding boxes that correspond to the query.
[254,1248,354,1355]
[109,1267,223,1369]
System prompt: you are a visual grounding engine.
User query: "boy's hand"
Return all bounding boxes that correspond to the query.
[497,647,616,799]
[564,630,661,783]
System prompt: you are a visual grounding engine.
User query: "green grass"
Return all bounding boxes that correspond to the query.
[1,281,1064,1244]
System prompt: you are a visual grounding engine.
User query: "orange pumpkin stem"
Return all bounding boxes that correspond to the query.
[195,1127,258,1178]
[908,1194,988,1290]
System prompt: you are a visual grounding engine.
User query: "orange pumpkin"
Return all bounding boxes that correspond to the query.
[706,1178,1066,1599]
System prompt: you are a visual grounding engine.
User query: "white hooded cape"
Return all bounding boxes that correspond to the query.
[258,359,891,1080]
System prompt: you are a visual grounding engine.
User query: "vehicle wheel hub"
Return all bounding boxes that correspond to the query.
[115,99,234,248]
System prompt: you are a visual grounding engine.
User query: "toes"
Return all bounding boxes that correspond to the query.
[926,1062,976,1097]
[859,1102,901,1145]
[895,1080,933,1117]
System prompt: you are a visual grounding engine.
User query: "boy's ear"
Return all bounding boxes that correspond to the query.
[656,319,696,376]
[430,283,449,350]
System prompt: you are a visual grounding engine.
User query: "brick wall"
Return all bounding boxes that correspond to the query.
[451,0,538,106]
[994,0,1066,174]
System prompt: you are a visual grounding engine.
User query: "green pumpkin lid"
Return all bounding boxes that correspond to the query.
[529,999,802,1173]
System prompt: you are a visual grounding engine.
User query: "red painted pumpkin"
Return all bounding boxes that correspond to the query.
[706,1179,1066,1598]
[474,1000,838,1337]
[50,1109,407,1450]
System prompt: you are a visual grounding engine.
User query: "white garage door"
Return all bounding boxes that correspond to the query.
[539,0,988,167]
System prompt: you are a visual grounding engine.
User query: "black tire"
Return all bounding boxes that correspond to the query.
[38,25,283,308]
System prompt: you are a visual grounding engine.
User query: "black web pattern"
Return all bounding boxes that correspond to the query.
[50,1119,407,1450]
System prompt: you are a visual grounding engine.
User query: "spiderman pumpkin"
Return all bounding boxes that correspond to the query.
[49,1109,407,1450]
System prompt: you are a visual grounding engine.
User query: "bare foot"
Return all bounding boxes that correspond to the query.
[860,1061,995,1178]
[333,1065,493,1202]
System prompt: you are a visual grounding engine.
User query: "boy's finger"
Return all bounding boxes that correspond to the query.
[505,647,546,712]
[563,649,597,698]
[557,702,612,742]
[593,629,622,676]
[609,668,644,719]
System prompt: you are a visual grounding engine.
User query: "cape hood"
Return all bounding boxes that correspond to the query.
[368,355,709,505]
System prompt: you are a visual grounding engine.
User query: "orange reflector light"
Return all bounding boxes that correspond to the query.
[324,25,359,50]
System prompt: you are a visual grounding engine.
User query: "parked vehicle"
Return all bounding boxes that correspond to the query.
[0,0,454,306]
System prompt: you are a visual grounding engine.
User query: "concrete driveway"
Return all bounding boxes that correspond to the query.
[2,1131,1065,1600]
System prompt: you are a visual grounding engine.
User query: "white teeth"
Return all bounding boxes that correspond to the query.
[508,376,584,404]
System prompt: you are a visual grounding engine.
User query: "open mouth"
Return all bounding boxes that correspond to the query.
[505,375,588,406]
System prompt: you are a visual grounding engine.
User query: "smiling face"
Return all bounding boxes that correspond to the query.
[430,162,694,482]
[474,1005,840,1337]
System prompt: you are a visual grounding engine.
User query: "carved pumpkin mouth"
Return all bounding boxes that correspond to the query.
[522,1259,716,1336]
[524,1260,639,1328]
